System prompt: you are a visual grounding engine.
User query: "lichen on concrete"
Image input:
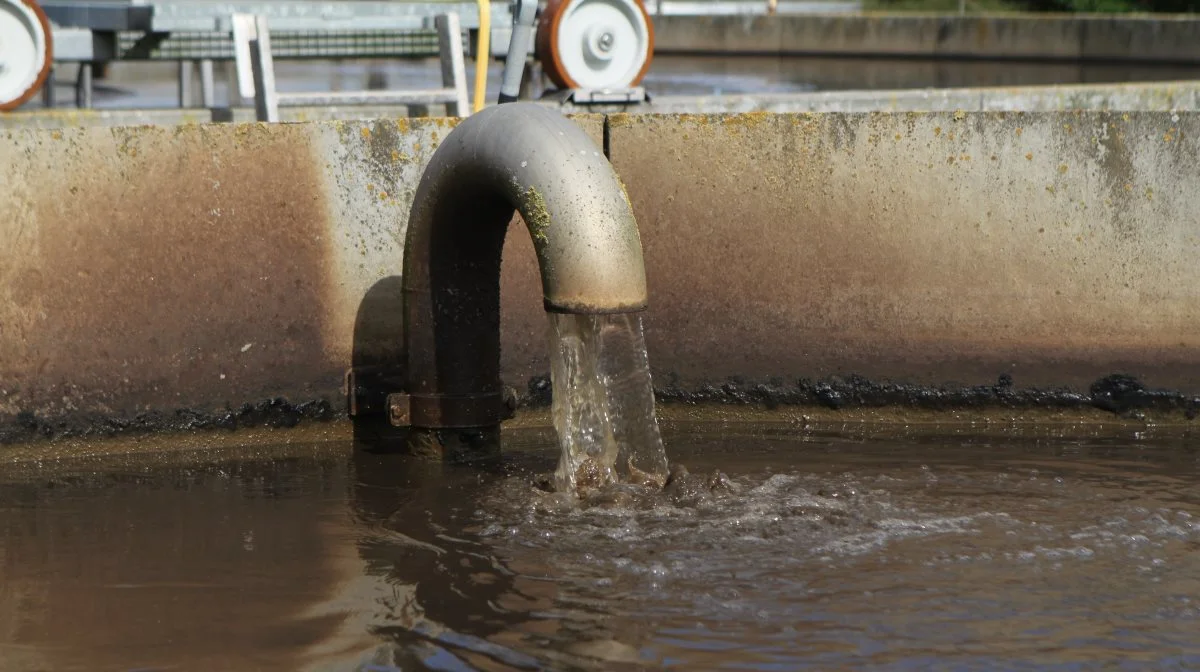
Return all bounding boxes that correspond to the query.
[519,184,551,243]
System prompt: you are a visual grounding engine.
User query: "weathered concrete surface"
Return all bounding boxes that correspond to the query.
[609,111,1200,392]
[5,81,1199,133]
[558,81,1200,115]
[2,110,1199,442]
[0,116,600,438]
[1,122,339,420]
[0,105,459,129]
[653,14,1200,63]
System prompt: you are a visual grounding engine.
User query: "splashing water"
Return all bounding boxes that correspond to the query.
[547,312,670,492]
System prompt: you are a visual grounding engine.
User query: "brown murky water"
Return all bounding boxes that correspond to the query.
[1,422,1198,670]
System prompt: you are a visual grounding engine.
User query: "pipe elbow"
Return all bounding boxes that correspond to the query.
[405,103,649,314]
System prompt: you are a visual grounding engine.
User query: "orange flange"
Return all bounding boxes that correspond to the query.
[536,0,655,91]
[0,0,54,111]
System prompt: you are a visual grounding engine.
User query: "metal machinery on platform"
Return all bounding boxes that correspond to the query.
[0,0,53,109]
[536,0,653,96]
[0,0,658,112]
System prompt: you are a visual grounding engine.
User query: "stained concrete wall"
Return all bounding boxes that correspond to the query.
[0,116,600,433]
[561,81,1200,114]
[5,82,1199,132]
[653,14,1200,63]
[610,111,1200,391]
[2,110,1198,438]
[0,105,459,130]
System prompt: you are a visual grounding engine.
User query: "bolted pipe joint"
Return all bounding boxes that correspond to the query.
[398,102,649,452]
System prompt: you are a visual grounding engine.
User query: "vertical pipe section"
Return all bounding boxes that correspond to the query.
[178,60,192,108]
[199,59,215,108]
[231,13,258,105]
[498,0,538,104]
[249,16,280,122]
[75,63,93,108]
[473,0,490,112]
[42,66,56,108]
[436,13,470,117]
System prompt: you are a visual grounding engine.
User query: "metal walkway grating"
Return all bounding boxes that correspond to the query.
[117,29,442,61]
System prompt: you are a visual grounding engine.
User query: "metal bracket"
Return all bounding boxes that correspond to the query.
[386,389,518,429]
[122,31,170,59]
[347,367,518,428]
[566,86,649,105]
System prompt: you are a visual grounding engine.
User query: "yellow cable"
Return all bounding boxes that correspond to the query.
[474,0,490,113]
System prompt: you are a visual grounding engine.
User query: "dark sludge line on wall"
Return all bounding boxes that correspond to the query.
[0,398,339,446]
[2,374,1199,446]
[657,373,1200,419]
[525,373,1200,418]
[1,373,1197,446]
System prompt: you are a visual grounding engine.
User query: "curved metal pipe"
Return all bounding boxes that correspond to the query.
[401,102,648,434]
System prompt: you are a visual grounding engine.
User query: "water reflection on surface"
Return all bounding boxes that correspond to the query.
[29,55,1199,110]
[641,55,1200,94]
[1,423,1198,670]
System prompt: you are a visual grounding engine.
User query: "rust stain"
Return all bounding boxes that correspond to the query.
[1,124,340,418]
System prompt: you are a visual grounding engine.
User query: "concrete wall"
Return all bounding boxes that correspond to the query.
[2,110,1198,439]
[0,115,599,436]
[652,14,1200,63]
[5,81,1200,132]
[562,81,1200,114]
[610,111,1200,391]
[0,105,459,130]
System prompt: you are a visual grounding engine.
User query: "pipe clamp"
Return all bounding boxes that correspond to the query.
[388,389,517,428]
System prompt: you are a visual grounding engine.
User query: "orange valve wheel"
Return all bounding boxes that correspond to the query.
[536,0,654,91]
[0,0,53,111]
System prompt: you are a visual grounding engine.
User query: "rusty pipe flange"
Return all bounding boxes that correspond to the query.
[0,0,53,111]
[536,0,654,91]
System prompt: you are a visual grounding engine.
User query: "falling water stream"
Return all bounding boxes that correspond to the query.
[546,312,670,492]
